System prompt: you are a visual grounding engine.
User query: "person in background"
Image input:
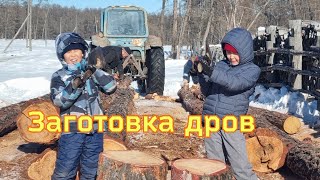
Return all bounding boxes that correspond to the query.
[182,55,200,87]
[51,32,117,179]
[198,27,261,180]
[88,45,132,80]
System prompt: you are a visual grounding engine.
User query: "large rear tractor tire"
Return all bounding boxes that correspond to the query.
[146,47,165,95]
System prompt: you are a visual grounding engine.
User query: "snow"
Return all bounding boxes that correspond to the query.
[0,39,319,126]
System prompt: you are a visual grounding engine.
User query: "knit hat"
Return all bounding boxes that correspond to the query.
[123,47,132,54]
[224,43,238,54]
[55,32,89,64]
[62,43,85,57]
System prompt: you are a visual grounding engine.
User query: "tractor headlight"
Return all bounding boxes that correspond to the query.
[132,39,142,46]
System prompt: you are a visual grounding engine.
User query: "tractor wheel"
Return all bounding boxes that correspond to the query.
[146,47,165,95]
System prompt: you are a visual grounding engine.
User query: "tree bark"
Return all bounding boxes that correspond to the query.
[177,0,192,59]
[0,94,50,137]
[160,0,166,43]
[286,143,320,180]
[171,158,233,180]
[97,150,167,180]
[100,77,136,142]
[172,0,178,59]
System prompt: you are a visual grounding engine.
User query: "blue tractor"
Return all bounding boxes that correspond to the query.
[91,6,165,95]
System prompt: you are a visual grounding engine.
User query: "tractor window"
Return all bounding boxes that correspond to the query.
[107,10,146,36]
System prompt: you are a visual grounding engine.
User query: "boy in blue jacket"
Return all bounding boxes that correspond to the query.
[199,28,261,180]
[50,32,117,179]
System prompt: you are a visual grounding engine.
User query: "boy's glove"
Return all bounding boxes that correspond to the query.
[87,46,106,69]
[198,59,213,77]
[71,66,97,89]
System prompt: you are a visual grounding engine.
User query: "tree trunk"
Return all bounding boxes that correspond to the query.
[177,0,192,59]
[97,150,167,180]
[17,100,60,144]
[286,143,320,180]
[245,128,288,172]
[177,86,203,115]
[202,1,214,53]
[160,0,166,43]
[172,0,178,59]
[100,77,136,142]
[0,94,50,137]
[171,159,233,180]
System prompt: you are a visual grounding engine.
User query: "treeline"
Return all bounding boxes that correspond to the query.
[0,0,320,49]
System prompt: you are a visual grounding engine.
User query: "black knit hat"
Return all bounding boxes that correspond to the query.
[123,47,132,54]
[62,43,85,57]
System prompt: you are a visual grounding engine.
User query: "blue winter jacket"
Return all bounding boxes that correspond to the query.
[50,59,117,133]
[199,28,261,120]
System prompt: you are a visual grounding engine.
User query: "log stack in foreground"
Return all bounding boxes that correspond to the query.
[27,138,127,180]
[171,159,233,180]
[97,150,167,180]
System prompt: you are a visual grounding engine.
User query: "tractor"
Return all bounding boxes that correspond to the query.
[91,6,165,95]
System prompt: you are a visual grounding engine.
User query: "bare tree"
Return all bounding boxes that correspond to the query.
[172,0,178,59]
[160,0,167,42]
[177,0,192,59]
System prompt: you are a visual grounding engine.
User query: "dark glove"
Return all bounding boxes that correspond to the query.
[199,59,213,77]
[87,46,106,69]
[72,74,85,89]
[71,66,97,89]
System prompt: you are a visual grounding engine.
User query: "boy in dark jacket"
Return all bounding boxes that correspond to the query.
[199,28,260,180]
[51,32,117,179]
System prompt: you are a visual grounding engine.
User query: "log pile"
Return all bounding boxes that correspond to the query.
[177,86,320,179]
[171,159,233,180]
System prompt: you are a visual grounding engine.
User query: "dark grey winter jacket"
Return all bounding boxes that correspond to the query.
[200,28,261,119]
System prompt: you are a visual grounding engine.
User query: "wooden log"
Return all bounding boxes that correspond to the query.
[245,128,288,172]
[0,94,50,137]
[286,144,320,180]
[100,77,136,142]
[171,159,233,180]
[177,86,203,115]
[283,116,301,134]
[28,149,56,180]
[103,137,128,151]
[97,150,167,180]
[17,101,60,144]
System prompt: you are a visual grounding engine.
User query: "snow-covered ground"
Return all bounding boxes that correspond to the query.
[0,39,319,126]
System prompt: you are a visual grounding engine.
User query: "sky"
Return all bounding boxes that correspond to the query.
[0,39,319,128]
[46,0,165,13]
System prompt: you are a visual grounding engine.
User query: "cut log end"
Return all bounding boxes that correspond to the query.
[283,116,301,134]
[97,150,167,180]
[246,128,288,173]
[17,101,60,144]
[171,159,233,180]
[28,150,56,180]
[103,138,127,151]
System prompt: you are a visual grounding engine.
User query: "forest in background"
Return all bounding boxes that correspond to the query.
[1,0,320,54]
